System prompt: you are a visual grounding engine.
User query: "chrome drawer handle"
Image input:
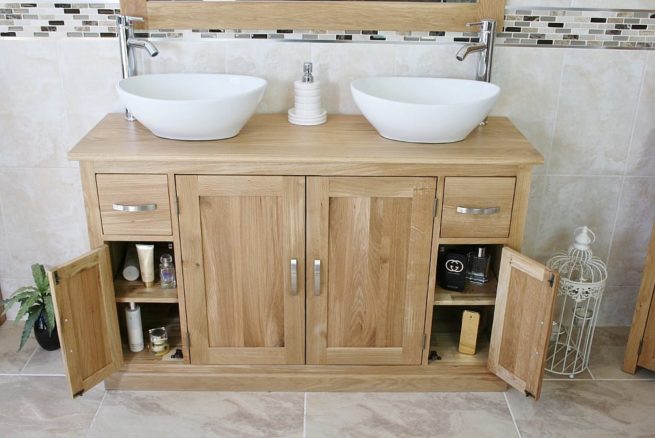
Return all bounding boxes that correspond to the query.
[290,259,298,296]
[313,260,321,296]
[112,203,157,212]
[456,206,500,215]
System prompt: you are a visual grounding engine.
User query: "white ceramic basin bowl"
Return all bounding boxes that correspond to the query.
[117,73,267,140]
[351,77,500,143]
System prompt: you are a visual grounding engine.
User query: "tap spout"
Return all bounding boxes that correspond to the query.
[127,38,159,57]
[455,43,486,61]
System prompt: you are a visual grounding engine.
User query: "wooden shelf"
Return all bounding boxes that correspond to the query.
[115,278,178,303]
[434,273,497,306]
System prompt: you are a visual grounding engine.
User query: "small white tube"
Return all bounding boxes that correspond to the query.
[135,244,155,287]
[125,302,144,352]
[122,244,140,281]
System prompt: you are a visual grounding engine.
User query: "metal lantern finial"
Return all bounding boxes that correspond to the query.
[545,226,608,377]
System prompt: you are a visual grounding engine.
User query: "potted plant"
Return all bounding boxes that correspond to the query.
[1,264,60,351]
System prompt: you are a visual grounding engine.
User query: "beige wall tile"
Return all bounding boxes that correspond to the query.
[598,286,639,326]
[0,168,89,280]
[0,40,68,168]
[491,47,565,175]
[532,176,621,262]
[607,177,655,287]
[523,174,546,259]
[507,0,571,5]
[142,40,227,75]
[225,41,311,113]
[626,52,655,177]
[310,43,396,114]
[571,0,655,8]
[394,43,477,79]
[549,50,646,176]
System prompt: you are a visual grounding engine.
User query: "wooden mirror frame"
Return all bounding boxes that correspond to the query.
[120,0,505,33]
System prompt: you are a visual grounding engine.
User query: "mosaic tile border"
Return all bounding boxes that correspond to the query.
[0,2,653,49]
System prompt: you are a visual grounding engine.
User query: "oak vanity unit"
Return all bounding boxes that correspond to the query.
[49,114,559,400]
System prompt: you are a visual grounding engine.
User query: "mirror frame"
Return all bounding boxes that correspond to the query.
[120,0,505,32]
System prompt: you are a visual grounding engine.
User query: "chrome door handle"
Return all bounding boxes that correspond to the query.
[112,203,157,212]
[313,260,321,296]
[456,206,500,215]
[290,259,298,296]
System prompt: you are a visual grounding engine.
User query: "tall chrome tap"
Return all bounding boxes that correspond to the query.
[455,19,497,83]
[116,15,159,121]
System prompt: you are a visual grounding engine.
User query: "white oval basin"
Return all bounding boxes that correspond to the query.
[117,73,267,141]
[351,77,500,143]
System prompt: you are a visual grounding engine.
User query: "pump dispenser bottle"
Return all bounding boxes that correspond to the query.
[288,62,327,125]
[125,302,144,352]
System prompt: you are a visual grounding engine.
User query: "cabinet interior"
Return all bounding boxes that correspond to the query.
[108,241,185,365]
[429,244,503,365]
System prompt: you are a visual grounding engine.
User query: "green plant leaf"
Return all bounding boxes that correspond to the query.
[44,295,56,336]
[31,264,49,293]
[18,310,40,352]
[14,294,40,323]
[1,287,37,310]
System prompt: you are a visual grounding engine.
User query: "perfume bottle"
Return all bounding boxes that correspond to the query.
[159,253,176,289]
[466,247,491,284]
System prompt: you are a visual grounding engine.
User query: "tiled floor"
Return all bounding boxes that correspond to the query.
[0,324,654,437]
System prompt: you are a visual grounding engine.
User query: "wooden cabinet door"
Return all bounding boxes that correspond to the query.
[47,246,122,397]
[177,176,305,365]
[488,247,559,400]
[306,177,436,365]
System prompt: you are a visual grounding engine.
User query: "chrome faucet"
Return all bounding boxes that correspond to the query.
[455,19,497,83]
[116,15,159,121]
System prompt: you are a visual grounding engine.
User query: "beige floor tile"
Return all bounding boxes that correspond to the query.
[0,323,37,374]
[88,391,303,438]
[507,380,655,437]
[305,392,518,438]
[589,327,655,380]
[21,346,65,376]
[544,369,594,380]
[0,375,103,437]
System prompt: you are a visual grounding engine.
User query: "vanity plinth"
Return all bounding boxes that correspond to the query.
[51,114,557,399]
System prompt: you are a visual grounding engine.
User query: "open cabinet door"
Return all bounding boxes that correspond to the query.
[47,246,122,397]
[488,247,558,400]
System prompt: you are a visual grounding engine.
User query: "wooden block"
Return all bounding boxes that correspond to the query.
[459,310,480,355]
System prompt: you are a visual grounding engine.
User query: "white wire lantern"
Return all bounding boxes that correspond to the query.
[545,226,608,377]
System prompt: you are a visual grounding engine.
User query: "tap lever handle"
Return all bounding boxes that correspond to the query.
[116,15,144,26]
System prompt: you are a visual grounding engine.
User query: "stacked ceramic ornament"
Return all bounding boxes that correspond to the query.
[288,62,327,126]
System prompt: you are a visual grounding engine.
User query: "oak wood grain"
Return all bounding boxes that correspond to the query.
[47,246,122,397]
[487,247,558,401]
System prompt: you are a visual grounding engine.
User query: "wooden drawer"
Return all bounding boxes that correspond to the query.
[96,174,172,236]
[441,177,516,238]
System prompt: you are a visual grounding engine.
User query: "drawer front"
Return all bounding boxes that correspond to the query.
[96,174,172,236]
[441,177,516,238]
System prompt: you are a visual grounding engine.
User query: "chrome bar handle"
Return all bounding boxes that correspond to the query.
[112,203,157,212]
[313,260,321,296]
[456,206,500,215]
[290,259,298,296]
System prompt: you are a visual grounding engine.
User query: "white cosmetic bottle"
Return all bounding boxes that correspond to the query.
[125,302,144,352]
[288,62,326,126]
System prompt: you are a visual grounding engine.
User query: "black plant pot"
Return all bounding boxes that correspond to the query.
[33,313,60,351]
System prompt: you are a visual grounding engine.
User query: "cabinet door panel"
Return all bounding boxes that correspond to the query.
[47,246,122,397]
[307,177,436,365]
[177,176,304,365]
[488,247,558,400]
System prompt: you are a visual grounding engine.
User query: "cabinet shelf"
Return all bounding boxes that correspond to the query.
[114,278,178,303]
[123,334,184,365]
[434,273,497,306]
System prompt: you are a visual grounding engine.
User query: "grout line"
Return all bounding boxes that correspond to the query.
[543,47,568,177]
[18,346,38,375]
[587,368,596,380]
[504,392,522,438]
[590,377,655,381]
[86,390,107,438]
[302,392,308,438]
[0,372,66,377]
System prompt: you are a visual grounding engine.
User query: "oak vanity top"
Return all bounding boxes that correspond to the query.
[69,113,543,167]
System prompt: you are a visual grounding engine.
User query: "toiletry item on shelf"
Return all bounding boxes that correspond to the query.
[159,253,177,289]
[122,244,140,281]
[125,302,144,352]
[459,310,480,355]
[149,327,170,357]
[466,247,491,284]
[437,247,467,292]
[136,244,155,288]
[288,62,327,126]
